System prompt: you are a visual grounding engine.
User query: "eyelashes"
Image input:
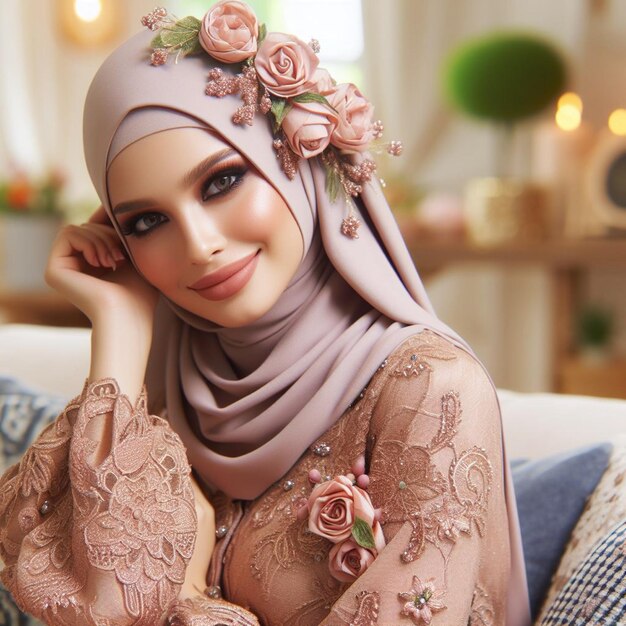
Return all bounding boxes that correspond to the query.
[119,161,248,238]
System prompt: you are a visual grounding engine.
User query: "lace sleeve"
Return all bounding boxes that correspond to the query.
[321,336,511,625]
[0,379,198,626]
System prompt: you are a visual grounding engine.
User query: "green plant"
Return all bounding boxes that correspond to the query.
[443,31,566,123]
[442,31,567,176]
[576,306,614,349]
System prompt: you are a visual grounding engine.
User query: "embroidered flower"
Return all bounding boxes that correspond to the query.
[307,475,377,543]
[327,83,375,153]
[282,100,338,158]
[199,0,259,63]
[84,467,197,591]
[254,32,319,98]
[398,576,446,625]
[328,521,385,582]
[429,493,470,543]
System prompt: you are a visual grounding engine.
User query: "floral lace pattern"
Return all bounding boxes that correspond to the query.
[167,595,259,625]
[0,379,197,625]
[0,331,508,625]
[220,332,504,625]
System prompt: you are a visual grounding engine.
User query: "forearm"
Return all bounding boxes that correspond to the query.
[89,314,153,404]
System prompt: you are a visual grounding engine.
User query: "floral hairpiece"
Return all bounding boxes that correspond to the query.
[141,1,402,239]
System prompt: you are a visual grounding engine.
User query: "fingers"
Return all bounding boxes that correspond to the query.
[56,224,126,269]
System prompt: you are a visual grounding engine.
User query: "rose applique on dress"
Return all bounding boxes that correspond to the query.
[297,457,385,583]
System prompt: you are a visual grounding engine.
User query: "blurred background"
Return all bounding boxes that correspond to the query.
[2,0,626,398]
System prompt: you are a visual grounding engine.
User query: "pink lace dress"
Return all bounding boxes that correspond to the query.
[0,331,524,625]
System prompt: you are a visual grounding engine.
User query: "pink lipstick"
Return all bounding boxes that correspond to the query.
[189,250,260,301]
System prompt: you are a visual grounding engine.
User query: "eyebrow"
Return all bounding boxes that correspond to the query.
[112,147,237,215]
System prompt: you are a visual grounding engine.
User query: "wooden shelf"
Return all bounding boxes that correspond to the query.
[559,356,626,400]
[401,229,626,271]
[399,227,626,395]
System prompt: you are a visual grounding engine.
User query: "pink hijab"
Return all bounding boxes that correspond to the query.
[83,27,468,498]
[83,28,530,625]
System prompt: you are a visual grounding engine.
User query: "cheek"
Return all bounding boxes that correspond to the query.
[130,245,180,290]
[233,179,298,243]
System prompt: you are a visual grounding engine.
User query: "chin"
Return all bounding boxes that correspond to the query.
[194,298,277,328]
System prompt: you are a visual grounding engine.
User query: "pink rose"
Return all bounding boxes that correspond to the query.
[327,83,375,153]
[312,68,335,95]
[308,475,377,543]
[282,101,338,158]
[328,523,385,582]
[199,0,258,63]
[254,32,319,98]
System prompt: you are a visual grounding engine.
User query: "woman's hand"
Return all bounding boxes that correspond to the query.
[45,206,158,329]
[46,206,159,401]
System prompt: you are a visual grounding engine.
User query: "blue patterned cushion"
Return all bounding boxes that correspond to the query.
[540,518,626,624]
[0,377,68,626]
[0,377,67,472]
[511,444,612,618]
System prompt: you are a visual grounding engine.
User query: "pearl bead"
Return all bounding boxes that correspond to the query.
[39,500,51,516]
[205,585,221,599]
[216,525,228,538]
[283,480,295,491]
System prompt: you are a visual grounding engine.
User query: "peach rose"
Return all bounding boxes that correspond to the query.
[328,523,385,582]
[282,101,338,158]
[254,32,319,98]
[199,0,258,63]
[312,68,335,95]
[307,475,376,543]
[327,83,375,153]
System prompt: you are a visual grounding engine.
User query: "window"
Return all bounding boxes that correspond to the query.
[168,0,363,84]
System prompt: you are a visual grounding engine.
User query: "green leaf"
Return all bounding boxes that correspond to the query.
[325,166,341,203]
[258,23,267,45]
[351,517,376,550]
[293,92,331,107]
[270,98,292,133]
[160,15,202,57]
[151,33,165,49]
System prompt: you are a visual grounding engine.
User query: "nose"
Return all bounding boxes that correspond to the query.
[179,205,227,264]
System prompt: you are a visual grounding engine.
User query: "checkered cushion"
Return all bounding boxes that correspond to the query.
[540,519,626,624]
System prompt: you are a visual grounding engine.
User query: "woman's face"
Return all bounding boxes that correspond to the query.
[107,127,304,327]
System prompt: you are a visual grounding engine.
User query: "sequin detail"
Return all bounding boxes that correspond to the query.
[312,443,332,457]
[341,214,361,239]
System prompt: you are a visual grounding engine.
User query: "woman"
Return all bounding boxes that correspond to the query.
[0,2,530,624]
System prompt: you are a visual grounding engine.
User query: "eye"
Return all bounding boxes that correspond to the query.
[201,167,247,202]
[121,212,167,237]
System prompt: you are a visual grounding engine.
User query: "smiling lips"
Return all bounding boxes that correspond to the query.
[189,250,260,301]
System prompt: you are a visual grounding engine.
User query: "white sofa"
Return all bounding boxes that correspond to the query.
[1,323,625,460]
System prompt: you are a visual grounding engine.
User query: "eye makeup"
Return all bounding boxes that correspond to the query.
[118,157,249,238]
